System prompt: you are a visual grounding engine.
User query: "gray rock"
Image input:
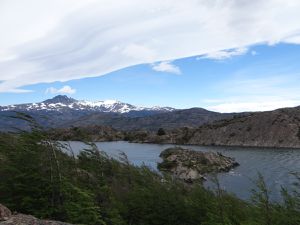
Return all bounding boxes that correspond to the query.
[0,204,11,221]
[0,204,73,225]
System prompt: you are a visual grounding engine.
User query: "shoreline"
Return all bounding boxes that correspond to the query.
[59,139,300,150]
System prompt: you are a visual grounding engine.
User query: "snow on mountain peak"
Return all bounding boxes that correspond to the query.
[0,96,175,114]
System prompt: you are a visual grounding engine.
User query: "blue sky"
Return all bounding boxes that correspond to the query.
[1,43,300,112]
[1,1,300,112]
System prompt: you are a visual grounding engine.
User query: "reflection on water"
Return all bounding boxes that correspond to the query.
[63,141,300,202]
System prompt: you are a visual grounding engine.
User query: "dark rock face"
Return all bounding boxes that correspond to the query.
[0,204,73,225]
[158,147,239,183]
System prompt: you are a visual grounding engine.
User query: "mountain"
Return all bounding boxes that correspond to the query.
[0,95,174,114]
[0,95,241,132]
[128,106,300,148]
[0,95,175,131]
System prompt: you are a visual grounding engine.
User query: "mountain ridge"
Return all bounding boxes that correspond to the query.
[64,107,244,131]
[0,95,239,132]
[0,95,175,114]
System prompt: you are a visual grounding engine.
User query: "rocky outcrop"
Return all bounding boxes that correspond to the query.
[0,203,73,225]
[158,147,239,183]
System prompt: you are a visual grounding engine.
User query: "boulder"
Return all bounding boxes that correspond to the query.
[0,204,11,221]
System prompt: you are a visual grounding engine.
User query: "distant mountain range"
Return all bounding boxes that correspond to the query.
[0,95,174,114]
[2,95,300,148]
[0,95,237,131]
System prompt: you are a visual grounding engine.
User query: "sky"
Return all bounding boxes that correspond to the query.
[1,0,300,112]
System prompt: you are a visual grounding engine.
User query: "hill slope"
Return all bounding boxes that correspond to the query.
[64,108,242,131]
[131,106,300,148]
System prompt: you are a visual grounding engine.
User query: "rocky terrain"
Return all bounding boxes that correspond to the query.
[127,106,300,148]
[158,147,239,182]
[0,203,72,225]
[185,107,300,148]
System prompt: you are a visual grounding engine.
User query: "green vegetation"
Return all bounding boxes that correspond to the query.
[1,119,300,224]
[157,128,166,136]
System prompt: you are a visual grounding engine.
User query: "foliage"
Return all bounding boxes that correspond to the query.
[157,128,166,136]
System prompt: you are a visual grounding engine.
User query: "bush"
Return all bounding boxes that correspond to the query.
[157,128,166,136]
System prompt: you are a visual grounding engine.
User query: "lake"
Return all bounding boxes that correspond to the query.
[63,141,300,202]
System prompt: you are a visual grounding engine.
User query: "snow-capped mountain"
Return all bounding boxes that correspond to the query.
[0,95,175,114]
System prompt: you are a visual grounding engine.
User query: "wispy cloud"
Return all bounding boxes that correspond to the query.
[197,47,248,60]
[1,0,300,92]
[4,89,33,94]
[151,61,181,74]
[207,99,300,113]
[45,85,76,95]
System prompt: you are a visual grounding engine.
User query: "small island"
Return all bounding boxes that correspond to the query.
[158,147,239,183]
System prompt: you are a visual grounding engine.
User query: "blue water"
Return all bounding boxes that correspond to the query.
[63,141,300,202]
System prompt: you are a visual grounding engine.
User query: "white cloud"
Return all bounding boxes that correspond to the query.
[204,73,300,112]
[151,61,181,74]
[207,99,300,113]
[1,0,300,92]
[45,85,76,95]
[197,47,248,60]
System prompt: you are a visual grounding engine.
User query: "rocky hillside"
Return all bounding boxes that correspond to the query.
[47,105,300,148]
[186,107,300,148]
[128,106,300,148]
[0,203,72,225]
